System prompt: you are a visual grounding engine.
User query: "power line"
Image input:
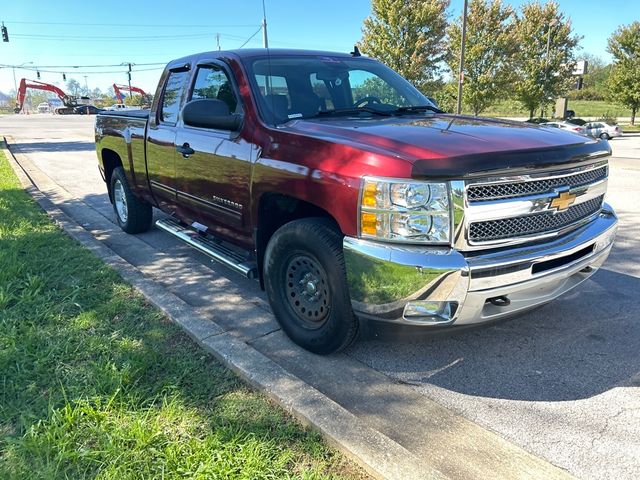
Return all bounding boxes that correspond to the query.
[239,26,263,48]
[3,20,256,28]
[1,64,166,75]
[1,62,166,68]
[11,32,216,40]
[11,33,215,42]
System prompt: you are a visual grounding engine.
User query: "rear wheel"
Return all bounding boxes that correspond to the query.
[264,218,358,354]
[110,167,153,234]
[599,132,610,140]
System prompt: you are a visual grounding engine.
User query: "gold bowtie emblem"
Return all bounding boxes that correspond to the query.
[549,191,577,212]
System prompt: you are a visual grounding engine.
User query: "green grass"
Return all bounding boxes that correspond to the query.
[478,99,633,119]
[0,147,366,480]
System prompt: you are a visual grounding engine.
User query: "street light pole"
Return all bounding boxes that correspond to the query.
[542,20,558,118]
[12,61,33,96]
[456,0,469,115]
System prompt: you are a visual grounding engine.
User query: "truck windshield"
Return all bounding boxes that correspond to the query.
[244,55,437,125]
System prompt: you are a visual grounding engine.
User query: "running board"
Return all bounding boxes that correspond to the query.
[155,218,258,279]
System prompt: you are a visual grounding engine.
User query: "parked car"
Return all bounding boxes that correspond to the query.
[103,103,141,111]
[37,102,50,114]
[95,49,617,354]
[584,122,621,140]
[542,121,586,134]
[525,117,549,124]
[73,105,101,115]
[566,117,587,126]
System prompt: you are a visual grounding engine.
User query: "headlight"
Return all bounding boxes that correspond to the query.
[359,177,450,244]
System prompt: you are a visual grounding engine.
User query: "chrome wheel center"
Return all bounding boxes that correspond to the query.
[305,280,317,295]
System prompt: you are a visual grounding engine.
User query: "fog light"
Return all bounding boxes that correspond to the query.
[403,301,457,324]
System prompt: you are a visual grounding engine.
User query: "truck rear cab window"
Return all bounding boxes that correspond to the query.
[161,70,189,124]
[310,73,334,110]
[349,70,410,107]
[191,66,239,113]
[255,74,291,120]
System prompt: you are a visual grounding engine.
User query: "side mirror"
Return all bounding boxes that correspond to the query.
[182,99,242,131]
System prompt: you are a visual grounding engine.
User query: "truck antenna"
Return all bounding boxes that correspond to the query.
[262,0,275,125]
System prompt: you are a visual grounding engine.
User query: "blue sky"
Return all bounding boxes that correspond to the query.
[0,0,636,97]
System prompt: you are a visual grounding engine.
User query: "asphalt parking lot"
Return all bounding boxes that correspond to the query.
[2,114,638,479]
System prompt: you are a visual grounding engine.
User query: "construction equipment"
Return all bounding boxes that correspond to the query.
[113,83,150,105]
[14,78,91,114]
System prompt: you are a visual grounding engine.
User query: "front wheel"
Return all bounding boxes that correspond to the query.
[110,167,153,234]
[599,132,610,140]
[264,218,358,354]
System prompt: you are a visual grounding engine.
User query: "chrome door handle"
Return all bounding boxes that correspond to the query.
[176,143,195,158]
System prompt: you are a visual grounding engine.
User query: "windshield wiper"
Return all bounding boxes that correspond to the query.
[313,107,394,118]
[393,105,443,114]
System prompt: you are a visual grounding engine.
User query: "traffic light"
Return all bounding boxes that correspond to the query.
[1,23,8,42]
[63,73,66,81]
[37,70,40,79]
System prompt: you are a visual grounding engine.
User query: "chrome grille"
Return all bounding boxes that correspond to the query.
[467,165,607,202]
[469,195,604,242]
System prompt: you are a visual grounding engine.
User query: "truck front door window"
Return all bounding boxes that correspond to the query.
[191,66,238,113]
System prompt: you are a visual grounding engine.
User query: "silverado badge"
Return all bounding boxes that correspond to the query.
[549,191,577,212]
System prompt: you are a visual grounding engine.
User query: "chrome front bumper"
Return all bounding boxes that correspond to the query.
[343,204,618,326]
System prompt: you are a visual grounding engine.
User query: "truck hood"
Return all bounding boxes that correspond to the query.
[284,114,610,178]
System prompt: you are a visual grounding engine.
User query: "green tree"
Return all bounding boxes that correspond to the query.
[512,1,580,118]
[568,53,611,101]
[447,0,516,115]
[65,78,81,96]
[360,0,450,93]
[581,54,610,93]
[91,87,103,98]
[606,21,640,125]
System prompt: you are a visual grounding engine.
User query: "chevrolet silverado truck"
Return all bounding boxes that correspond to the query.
[95,49,618,354]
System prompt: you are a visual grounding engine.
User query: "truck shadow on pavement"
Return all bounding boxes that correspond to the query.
[13,141,96,153]
[348,259,640,402]
[39,181,640,404]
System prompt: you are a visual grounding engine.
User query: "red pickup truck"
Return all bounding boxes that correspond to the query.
[95,49,617,354]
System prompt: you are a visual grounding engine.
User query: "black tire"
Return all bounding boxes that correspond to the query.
[599,132,610,140]
[264,218,358,354]
[110,167,153,234]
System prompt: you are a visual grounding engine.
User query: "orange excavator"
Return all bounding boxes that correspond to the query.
[113,83,150,105]
[14,78,91,114]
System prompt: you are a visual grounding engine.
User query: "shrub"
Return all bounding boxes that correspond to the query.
[567,88,606,101]
[596,113,618,125]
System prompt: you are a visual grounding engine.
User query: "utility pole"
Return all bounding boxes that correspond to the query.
[456,0,468,115]
[83,75,88,94]
[12,67,17,96]
[262,17,268,48]
[216,33,221,51]
[127,63,133,101]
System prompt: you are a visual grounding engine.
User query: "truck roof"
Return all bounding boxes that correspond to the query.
[169,48,360,64]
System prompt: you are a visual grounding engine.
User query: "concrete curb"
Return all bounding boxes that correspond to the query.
[3,137,445,480]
